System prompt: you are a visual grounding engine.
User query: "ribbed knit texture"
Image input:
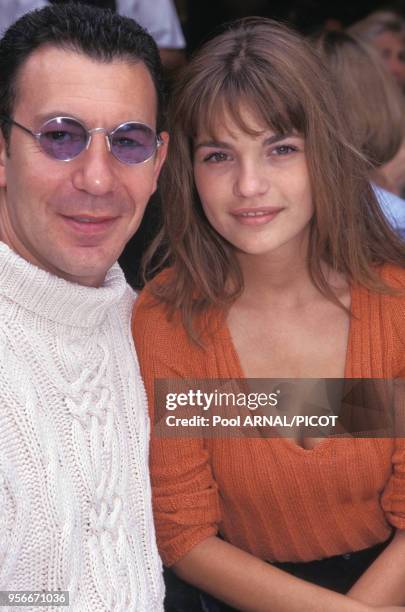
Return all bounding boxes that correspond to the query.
[133,265,405,566]
[0,242,164,611]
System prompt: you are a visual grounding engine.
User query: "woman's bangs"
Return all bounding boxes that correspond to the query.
[188,67,306,141]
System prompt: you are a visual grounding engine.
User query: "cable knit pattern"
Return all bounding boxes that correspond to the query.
[0,242,164,612]
[133,264,405,566]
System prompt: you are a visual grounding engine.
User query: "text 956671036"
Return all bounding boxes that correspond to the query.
[0,591,69,606]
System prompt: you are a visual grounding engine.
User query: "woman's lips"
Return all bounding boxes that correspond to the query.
[231,207,284,225]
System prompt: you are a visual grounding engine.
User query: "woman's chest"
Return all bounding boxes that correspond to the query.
[227,305,351,378]
[208,437,394,507]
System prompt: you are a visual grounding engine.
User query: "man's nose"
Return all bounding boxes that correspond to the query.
[71,132,116,195]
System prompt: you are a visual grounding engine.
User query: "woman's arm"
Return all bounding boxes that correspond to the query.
[349,428,405,607]
[348,376,405,607]
[348,530,405,607]
[172,535,380,612]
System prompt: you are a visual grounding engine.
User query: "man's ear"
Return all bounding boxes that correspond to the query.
[151,130,169,193]
[0,130,7,188]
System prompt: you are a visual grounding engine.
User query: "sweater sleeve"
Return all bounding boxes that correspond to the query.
[381,267,405,529]
[132,287,221,566]
[0,449,28,583]
[382,265,405,377]
[381,380,405,529]
[381,440,405,530]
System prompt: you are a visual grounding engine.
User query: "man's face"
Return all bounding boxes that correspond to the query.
[0,46,168,286]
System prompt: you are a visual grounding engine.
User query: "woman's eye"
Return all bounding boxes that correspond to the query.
[203,151,229,163]
[272,144,297,156]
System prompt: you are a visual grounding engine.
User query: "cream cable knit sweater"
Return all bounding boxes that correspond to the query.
[0,242,164,611]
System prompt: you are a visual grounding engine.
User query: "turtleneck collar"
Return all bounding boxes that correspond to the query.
[0,241,128,328]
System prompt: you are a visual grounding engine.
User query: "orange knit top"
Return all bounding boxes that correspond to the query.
[132,264,405,567]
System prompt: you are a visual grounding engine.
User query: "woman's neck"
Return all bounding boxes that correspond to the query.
[236,251,348,310]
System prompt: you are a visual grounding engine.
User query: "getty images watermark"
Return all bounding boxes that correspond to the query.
[164,388,338,429]
[154,379,403,438]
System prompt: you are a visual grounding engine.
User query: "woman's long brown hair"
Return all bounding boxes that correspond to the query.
[144,18,405,339]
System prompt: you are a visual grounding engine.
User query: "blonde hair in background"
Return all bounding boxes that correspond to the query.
[316,30,405,167]
[348,10,405,42]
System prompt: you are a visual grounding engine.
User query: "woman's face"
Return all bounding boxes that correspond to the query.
[193,106,314,261]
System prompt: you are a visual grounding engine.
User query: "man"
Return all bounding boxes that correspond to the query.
[0,4,168,610]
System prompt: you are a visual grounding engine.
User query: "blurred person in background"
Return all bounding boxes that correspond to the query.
[118,0,186,72]
[382,143,405,199]
[0,0,47,32]
[348,10,405,91]
[348,10,405,198]
[317,30,405,239]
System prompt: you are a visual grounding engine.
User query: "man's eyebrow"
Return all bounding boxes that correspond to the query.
[194,132,296,150]
[33,111,82,125]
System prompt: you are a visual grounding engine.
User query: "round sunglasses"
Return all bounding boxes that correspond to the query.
[1,115,164,165]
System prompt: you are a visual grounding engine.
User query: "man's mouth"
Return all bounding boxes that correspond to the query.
[61,214,118,235]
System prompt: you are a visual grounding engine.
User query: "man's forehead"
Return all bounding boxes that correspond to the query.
[12,45,158,126]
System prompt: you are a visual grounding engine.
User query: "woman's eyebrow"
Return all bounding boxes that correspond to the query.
[194,139,232,150]
[195,132,297,151]
[263,132,294,145]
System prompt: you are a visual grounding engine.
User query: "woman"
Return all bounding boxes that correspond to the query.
[348,10,405,92]
[317,30,405,239]
[133,18,405,612]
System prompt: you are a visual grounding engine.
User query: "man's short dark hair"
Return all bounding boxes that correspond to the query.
[0,2,165,139]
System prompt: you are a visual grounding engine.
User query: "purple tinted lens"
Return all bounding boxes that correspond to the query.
[39,118,87,160]
[111,123,156,164]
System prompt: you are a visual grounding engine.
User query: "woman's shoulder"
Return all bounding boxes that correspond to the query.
[132,268,183,344]
[374,265,405,375]
[132,268,217,377]
[376,264,405,326]
[353,264,405,322]
[379,262,405,290]
[352,264,405,301]
[134,268,173,312]
[380,264,405,337]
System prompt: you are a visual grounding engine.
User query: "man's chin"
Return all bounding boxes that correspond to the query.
[50,250,116,288]
[59,267,110,288]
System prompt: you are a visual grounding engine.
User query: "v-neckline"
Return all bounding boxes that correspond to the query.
[214,283,358,453]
